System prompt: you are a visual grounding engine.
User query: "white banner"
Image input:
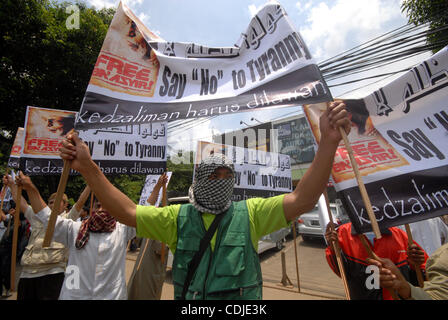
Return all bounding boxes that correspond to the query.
[304,47,448,233]
[196,141,292,200]
[75,1,331,130]
[19,106,167,175]
[78,122,167,175]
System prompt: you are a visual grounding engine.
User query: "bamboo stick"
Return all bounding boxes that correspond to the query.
[89,190,95,216]
[291,221,301,293]
[42,160,71,247]
[404,224,425,287]
[10,184,22,291]
[160,183,167,265]
[338,127,381,239]
[323,190,351,300]
[359,234,400,300]
[136,238,150,272]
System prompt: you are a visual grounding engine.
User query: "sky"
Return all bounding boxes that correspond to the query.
[69,0,432,153]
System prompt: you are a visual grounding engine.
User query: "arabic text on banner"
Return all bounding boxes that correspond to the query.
[75,1,332,130]
[196,141,293,200]
[20,106,167,176]
[303,47,448,233]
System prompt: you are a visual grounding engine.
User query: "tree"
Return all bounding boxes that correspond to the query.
[401,0,448,53]
[0,0,115,198]
[0,1,194,205]
[0,0,114,159]
[166,151,195,198]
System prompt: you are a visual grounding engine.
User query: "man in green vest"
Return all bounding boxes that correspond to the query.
[60,101,351,300]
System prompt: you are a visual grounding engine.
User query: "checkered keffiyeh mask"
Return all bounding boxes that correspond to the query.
[189,154,235,215]
[75,210,117,249]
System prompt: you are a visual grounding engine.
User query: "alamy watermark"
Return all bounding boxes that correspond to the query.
[65,265,80,290]
[65,4,80,30]
[365,265,380,290]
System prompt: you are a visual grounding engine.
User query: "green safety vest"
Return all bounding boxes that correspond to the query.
[172,201,263,300]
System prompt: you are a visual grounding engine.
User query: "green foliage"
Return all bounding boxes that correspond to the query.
[0,0,115,156]
[0,1,195,204]
[0,0,116,203]
[109,174,147,204]
[401,0,448,53]
[166,152,195,197]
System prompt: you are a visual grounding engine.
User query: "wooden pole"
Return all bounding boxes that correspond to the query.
[323,190,351,300]
[10,184,22,291]
[136,238,150,272]
[136,177,169,272]
[89,190,95,216]
[0,186,6,213]
[323,101,381,238]
[404,224,425,287]
[338,127,381,239]
[291,222,301,293]
[359,234,400,300]
[160,183,167,265]
[42,160,71,247]
[279,251,293,288]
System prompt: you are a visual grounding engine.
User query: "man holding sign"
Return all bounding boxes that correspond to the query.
[5,175,90,300]
[325,221,428,300]
[368,242,448,300]
[128,173,170,300]
[15,173,135,300]
[60,102,350,300]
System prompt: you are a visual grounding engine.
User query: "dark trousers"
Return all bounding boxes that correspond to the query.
[17,272,65,300]
[0,247,11,290]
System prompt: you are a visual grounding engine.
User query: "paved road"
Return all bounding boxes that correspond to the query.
[4,234,346,300]
[259,234,346,299]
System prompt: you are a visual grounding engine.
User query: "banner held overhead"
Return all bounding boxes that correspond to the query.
[304,47,448,234]
[75,1,332,131]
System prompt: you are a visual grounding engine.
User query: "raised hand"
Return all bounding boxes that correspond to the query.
[319,101,351,146]
[59,131,93,173]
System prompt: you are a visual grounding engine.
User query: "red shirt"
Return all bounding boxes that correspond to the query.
[326,223,429,300]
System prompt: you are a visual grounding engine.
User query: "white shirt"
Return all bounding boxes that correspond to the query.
[36,206,136,300]
[399,218,448,256]
[20,205,80,278]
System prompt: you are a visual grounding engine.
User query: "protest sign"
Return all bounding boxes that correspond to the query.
[78,122,167,175]
[273,115,315,164]
[7,128,24,169]
[196,141,292,200]
[19,106,167,175]
[304,47,448,233]
[138,172,172,206]
[20,106,76,176]
[75,1,332,131]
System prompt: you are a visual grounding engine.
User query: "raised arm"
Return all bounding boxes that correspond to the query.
[64,184,91,221]
[15,172,47,214]
[283,102,350,222]
[73,184,91,212]
[146,173,168,206]
[6,174,30,214]
[60,133,137,227]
